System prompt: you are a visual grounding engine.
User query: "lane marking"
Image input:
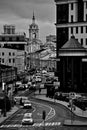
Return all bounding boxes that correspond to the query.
[0,122,61,128]
[31,101,55,122]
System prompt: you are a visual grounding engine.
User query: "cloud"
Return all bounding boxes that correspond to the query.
[0,0,56,43]
[0,0,55,22]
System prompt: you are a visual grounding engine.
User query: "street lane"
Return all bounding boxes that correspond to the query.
[0,88,87,130]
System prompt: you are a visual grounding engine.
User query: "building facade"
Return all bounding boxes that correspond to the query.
[46,35,56,43]
[55,0,87,55]
[54,0,87,92]
[0,25,27,73]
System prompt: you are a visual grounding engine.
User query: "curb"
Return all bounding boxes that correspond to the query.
[32,96,87,119]
[63,120,87,126]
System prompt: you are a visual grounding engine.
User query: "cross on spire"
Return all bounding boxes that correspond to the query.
[32,11,35,23]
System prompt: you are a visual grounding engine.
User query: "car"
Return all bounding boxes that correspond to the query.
[22,113,34,125]
[17,84,26,91]
[29,83,37,90]
[35,76,42,82]
[14,96,28,104]
[23,100,32,108]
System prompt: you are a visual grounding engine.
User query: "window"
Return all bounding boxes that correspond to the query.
[76,27,78,33]
[71,27,73,34]
[2,52,4,56]
[71,15,73,22]
[86,2,87,9]
[81,26,83,33]
[9,52,11,56]
[13,52,15,56]
[9,59,11,63]
[5,37,9,41]
[86,26,87,33]
[86,14,87,21]
[13,59,15,63]
[86,38,87,45]
[0,58,1,63]
[81,39,83,45]
[0,37,2,41]
[71,3,73,10]
[2,59,4,63]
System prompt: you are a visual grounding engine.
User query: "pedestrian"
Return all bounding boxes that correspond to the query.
[20,98,23,105]
[39,88,41,94]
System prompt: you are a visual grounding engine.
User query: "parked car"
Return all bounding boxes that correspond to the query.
[22,113,34,125]
[23,100,32,109]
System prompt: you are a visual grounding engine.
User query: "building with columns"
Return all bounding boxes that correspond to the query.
[54,0,87,92]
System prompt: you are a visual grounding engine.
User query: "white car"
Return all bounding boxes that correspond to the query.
[35,76,42,82]
[22,113,34,125]
[23,100,32,108]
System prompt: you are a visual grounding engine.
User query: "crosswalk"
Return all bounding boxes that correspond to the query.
[0,122,61,128]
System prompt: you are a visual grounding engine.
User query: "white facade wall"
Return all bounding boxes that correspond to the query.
[69,2,78,22]
[84,1,87,21]
[0,48,25,73]
[68,1,87,48]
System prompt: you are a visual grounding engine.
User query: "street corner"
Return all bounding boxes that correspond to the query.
[63,119,87,126]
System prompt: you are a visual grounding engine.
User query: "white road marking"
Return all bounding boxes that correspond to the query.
[0,122,61,128]
[31,101,55,122]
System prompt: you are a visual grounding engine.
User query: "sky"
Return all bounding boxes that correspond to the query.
[0,0,56,43]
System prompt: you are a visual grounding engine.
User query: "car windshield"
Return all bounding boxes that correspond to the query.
[24,100,30,103]
[24,113,32,118]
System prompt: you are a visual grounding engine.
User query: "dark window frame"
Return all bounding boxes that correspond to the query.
[81,26,83,33]
[86,26,87,33]
[71,15,73,22]
[81,38,83,45]
[2,52,4,56]
[9,52,11,56]
[86,2,87,9]
[71,27,73,34]
[71,3,73,10]
[86,38,87,45]
[9,59,11,63]
[76,27,78,33]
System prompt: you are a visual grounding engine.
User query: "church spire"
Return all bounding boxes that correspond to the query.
[32,11,35,24]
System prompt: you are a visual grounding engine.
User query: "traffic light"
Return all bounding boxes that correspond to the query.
[42,110,46,120]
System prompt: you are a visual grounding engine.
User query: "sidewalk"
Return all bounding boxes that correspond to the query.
[0,106,19,125]
[34,90,87,126]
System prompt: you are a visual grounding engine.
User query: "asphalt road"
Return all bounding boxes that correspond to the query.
[0,88,87,130]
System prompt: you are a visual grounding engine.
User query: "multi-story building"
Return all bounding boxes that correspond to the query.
[0,25,27,73]
[46,35,56,43]
[54,0,87,53]
[54,0,87,92]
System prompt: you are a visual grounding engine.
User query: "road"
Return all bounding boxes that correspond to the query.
[0,88,87,130]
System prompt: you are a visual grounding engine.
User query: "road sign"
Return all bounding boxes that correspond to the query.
[69,92,76,99]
